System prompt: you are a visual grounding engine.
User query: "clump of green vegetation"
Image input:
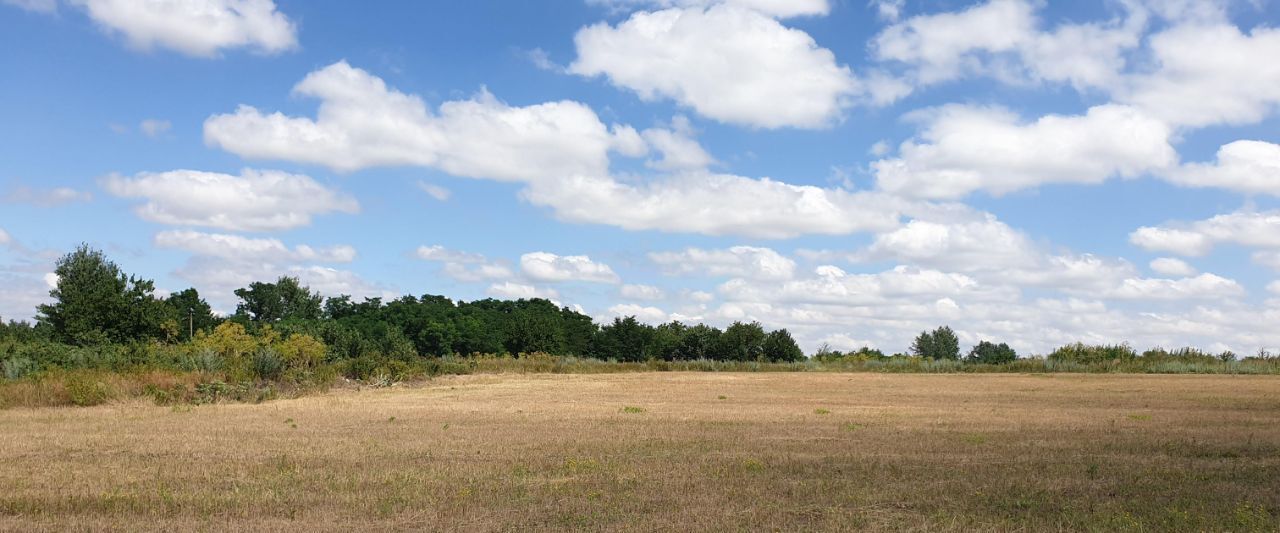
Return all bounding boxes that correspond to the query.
[814,408,830,415]
[620,406,646,414]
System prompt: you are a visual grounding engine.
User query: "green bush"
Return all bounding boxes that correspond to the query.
[3,357,37,380]
[251,348,284,381]
[178,348,224,373]
[65,374,114,406]
[1048,343,1137,364]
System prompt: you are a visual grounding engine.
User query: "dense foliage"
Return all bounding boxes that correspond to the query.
[911,326,961,360]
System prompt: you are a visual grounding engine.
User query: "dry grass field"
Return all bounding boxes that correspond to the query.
[2,372,1278,531]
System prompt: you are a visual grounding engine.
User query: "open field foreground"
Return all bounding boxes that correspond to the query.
[2,373,1279,531]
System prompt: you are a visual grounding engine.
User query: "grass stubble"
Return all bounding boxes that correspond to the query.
[1,373,1277,531]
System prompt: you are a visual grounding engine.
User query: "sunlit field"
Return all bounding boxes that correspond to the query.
[2,372,1278,531]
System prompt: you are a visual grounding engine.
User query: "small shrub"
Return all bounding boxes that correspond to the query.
[620,406,646,414]
[65,374,114,406]
[3,357,37,380]
[178,348,224,373]
[251,348,284,381]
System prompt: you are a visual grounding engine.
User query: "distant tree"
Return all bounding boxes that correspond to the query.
[966,340,1017,364]
[673,323,720,360]
[912,326,960,360]
[165,288,219,341]
[36,245,170,345]
[651,321,688,361]
[592,316,655,362]
[762,328,805,362]
[717,321,767,361]
[233,277,323,324]
[505,309,565,355]
[416,321,457,357]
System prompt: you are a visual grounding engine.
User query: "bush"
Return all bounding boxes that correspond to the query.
[1048,343,1137,364]
[65,374,115,406]
[178,348,224,373]
[251,348,284,381]
[3,357,37,380]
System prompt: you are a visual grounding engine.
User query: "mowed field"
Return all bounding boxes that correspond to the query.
[2,373,1278,531]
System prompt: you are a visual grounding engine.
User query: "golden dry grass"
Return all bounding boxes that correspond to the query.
[2,372,1278,531]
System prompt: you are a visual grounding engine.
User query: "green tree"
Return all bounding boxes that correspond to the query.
[673,323,720,360]
[165,288,219,342]
[717,321,767,361]
[966,340,1017,364]
[762,328,805,362]
[233,277,323,324]
[912,326,960,360]
[36,245,170,345]
[592,316,655,362]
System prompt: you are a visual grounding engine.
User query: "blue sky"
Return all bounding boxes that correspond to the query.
[3,0,1280,354]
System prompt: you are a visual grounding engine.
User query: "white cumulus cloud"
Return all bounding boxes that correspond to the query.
[520,252,620,284]
[570,4,858,128]
[102,168,358,232]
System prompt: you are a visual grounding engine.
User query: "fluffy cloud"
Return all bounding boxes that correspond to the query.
[523,173,905,239]
[0,228,10,246]
[620,284,665,300]
[870,0,904,22]
[154,230,356,263]
[1150,257,1196,277]
[873,104,1176,199]
[585,0,829,19]
[650,246,795,280]
[863,215,1037,271]
[1131,210,1280,257]
[415,245,514,283]
[520,252,620,284]
[1120,22,1280,128]
[67,0,297,57]
[2,186,92,207]
[605,303,670,323]
[641,117,715,171]
[1165,140,1280,195]
[205,61,623,178]
[872,0,1144,91]
[1107,273,1244,301]
[101,168,359,232]
[716,264,1002,307]
[204,61,929,239]
[486,282,560,301]
[570,4,858,128]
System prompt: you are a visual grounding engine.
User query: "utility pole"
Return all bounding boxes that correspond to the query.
[188,309,193,341]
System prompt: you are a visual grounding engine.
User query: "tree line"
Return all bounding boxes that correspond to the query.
[2,245,806,364]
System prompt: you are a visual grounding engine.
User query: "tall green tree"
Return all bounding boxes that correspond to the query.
[36,244,170,345]
[165,288,219,341]
[911,326,960,360]
[592,316,655,362]
[762,328,805,362]
[717,321,767,361]
[233,277,323,324]
[673,323,720,360]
